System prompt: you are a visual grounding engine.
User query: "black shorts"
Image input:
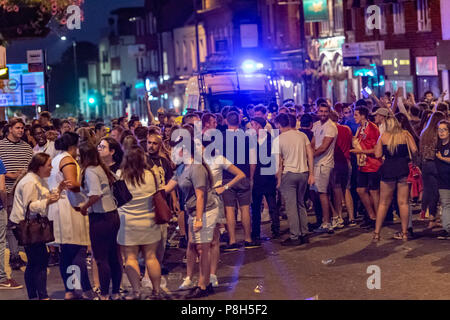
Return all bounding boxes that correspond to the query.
[356,170,381,190]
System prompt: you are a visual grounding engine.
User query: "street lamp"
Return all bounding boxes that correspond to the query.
[61,36,78,113]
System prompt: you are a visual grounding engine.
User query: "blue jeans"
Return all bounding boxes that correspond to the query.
[439,189,450,233]
[59,244,92,292]
[6,193,19,258]
[24,243,49,299]
[0,209,6,282]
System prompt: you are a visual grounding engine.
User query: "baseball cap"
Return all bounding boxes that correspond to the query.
[371,108,390,117]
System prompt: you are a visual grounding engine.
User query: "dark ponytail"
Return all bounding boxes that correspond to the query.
[55,132,79,151]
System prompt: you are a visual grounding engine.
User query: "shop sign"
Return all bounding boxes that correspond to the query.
[303,0,329,22]
[381,49,410,76]
[318,36,345,54]
[342,41,384,58]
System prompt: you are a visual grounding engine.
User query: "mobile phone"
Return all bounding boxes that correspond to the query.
[364,86,373,95]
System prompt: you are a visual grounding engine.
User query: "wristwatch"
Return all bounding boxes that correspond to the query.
[224,184,229,190]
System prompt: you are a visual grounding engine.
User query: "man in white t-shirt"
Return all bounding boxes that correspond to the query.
[311,103,338,233]
[273,113,314,246]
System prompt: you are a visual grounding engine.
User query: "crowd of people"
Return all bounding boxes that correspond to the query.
[0,86,449,300]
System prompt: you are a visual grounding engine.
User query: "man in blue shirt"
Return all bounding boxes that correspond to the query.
[0,158,23,289]
[341,104,359,136]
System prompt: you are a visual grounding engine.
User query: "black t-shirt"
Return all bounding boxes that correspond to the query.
[110,162,121,174]
[253,132,276,188]
[222,129,255,182]
[436,141,450,189]
[147,154,174,185]
[299,128,313,142]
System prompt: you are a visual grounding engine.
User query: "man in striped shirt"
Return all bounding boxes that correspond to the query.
[0,118,33,270]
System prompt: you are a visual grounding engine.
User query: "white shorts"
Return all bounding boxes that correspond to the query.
[312,165,332,194]
[188,207,219,244]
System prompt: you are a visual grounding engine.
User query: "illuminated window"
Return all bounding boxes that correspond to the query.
[393,3,405,34]
[417,0,431,32]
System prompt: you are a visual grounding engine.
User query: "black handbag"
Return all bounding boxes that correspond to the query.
[112,179,133,208]
[13,203,55,246]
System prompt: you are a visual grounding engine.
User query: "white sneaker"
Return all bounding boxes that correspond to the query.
[210,274,219,288]
[331,217,344,229]
[179,277,194,291]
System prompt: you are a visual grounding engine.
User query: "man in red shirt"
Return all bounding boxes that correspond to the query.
[330,111,355,228]
[350,106,382,229]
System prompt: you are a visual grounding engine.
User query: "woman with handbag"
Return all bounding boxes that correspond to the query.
[10,153,64,300]
[373,116,418,241]
[163,140,219,299]
[116,146,163,300]
[49,132,94,300]
[78,142,122,300]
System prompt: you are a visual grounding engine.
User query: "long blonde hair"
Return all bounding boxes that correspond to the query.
[384,116,405,155]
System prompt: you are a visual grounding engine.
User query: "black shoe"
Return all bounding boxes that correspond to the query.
[281,238,301,246]
[219,232,230,243]
[407,227,417,239]
[360,220,375,229]
[244,241,261,249]
[308,222,321,232]
[299,235,309,244]
[186,286,209,299]
[178,237,188,249]
[9,256,22,271]
[222,243,241,252]
[48,253,59,267]
[437,231,450,240]
[206,283,214,294]
[271,232,281,239]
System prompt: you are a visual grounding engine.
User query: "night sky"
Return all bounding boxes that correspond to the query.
[6,0,144,64]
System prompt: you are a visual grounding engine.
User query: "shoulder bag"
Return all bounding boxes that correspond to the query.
[149,169,172,224]
[112,179,133,208]
[13,203,55,246]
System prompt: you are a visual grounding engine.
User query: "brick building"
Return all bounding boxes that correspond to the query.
[344,0,444,99]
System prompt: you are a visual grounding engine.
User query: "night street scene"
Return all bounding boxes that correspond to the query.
[1,0,450,304]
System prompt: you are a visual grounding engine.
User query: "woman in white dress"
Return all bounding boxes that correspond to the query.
[48,132,93,300]
[117,146,163,300]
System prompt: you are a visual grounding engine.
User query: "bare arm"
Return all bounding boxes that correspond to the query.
[306,143,315,185]
[437,152,450,164]
[60,156,80,192]
[314,136,334,158]
[0,174,6,208]
[193,187,205,232]
[370,92,386,108]
[217,164,245,193]
[163,179,178,194]
[145,92,156,125]
[80,195,102,216]
[374,136,383,159]
[405,131,418,154]
[276,155,282,188]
